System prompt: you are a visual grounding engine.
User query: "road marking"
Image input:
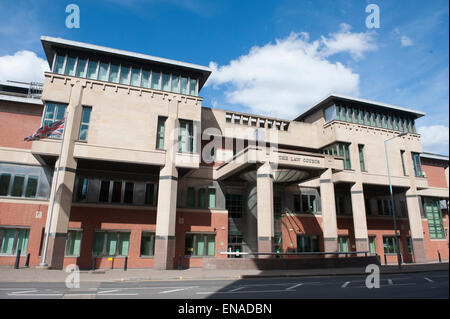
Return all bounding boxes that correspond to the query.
[388,279,394,286]
[229,287,245,292]
[159,288,188,294]
[341,281,351,288]
[7,293,63,297]
[424,277,434,283]
[98,293,139,296]
[97,290,120,294]
[196,289,294,295]
[286,283,303,290]
[9,290,37,294]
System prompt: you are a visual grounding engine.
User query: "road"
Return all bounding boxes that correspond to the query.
[0,271,448,299]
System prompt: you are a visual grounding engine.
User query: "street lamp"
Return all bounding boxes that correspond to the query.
[384,132,408,270]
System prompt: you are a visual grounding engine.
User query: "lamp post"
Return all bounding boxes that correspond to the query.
[384,132,408,270]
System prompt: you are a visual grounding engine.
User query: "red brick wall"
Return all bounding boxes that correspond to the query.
[0,201,48,267]
[422,164,448,188]
[0,102,43,149]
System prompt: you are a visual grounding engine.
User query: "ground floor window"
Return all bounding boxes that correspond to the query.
[338,236,349,253]
[0,228,29,255]
[228,231,243,258]
[185,233,215,257]
[406,237,413,254]
[274,232,282,253]
[226,194,244,218]
[140,231,155,256]
[65,230,82,256]
[93,231,130,257]
[423,197,445,239]
[297,235,320,253]
[383,236,399,254]
[369,236,376,254]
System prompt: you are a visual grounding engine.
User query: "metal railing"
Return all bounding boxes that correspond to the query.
[221,251,376,258]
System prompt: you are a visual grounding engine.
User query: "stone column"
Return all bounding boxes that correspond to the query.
[320,168,338,252]
[405,189,427,263]
[154,96,179,269]
[45,81,84,269]
[256,162,274,254]
[350,182,369,253]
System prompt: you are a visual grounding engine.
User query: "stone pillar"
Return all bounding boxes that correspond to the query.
[45,81,84,269]
[256,162,274,254]
[406,189,427,263]
[154,165,178,269]
[320,168,338,252]
[350,182,369,253]
[154,97,179,269]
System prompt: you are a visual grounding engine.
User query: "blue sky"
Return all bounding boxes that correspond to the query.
[0,0,448,154]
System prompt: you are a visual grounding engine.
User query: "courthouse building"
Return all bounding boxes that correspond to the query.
[0,36,448,269]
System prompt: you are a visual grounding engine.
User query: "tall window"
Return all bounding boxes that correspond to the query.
[0,228,29,255]
[411,153,423,177]
[189,78,197,95]
[130,68,140,86]
[187,187,196,208]
[338,236,349,252]
[226,194,243,218]
[65,230,82,256]
[109,64,119,83]
[162,73,170,91]
[180,77,188,94]
[423,198,445,239]
[98,62,109,81]
[178,120,194,153]
[0,173,11,196]
[43,103,66,126]
[76,59,87,77]
[208,189,216,209]
[297,235,319,252]
[369,236,376,254]
[145,183,157,206]
[64,57,76,76]
[93,231,130,257]
[76,177,88,202]
[79,106,92,141]
[119,66,130,84]
[400,150,407,175]
[87,60,98,80]
[185,233,215,257]
[156,117,166,150]
[171,75,180,93]
[140,231,155,256]
[358,144,366,172]
[383,236,398,254]
[141,70,150,88]
[151,72,160,90]
[53,55,66,74]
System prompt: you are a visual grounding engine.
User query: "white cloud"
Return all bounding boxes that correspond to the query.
[207,25,377,119]
[0,50,49,84]
[418,125,449,155]
[401,35,413,47]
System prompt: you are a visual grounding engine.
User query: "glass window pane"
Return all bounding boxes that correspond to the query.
[64,57,76,76]
[198,188,206,208]
[76,178,88,202]
[207,235,215,256]
[67,230,82,256]
[141,70,150,88]
[124,182,134,204]
[93,232,105,256]
[98,62,109,81]
[106,232,117,256]
[119,66,130,84]
[54,55,65,74]
[55,104,66,121]
[16,229,29,255]
[162,73,170,91]
[111,181,122,203]
[140,232,154,256]
[0,173,11,196]
[145,183,155,205]
[171,75,180,93]
[151,72,160,90]
[118,233,130,256]
[181,77,188,94]
[196,235,205,256]
[43,103,55,125]
[99,180,110,202]
[87,60,98,80]
[130,68,140,86]
[208,189,216,208]
[25,176,38,198]
[187,187,195,207]
[76,59,87,77]
[109,64,119,83]
[185,234,193,256]
[11,175,25,197]
[1,229,16,254]
[189,78,197,95]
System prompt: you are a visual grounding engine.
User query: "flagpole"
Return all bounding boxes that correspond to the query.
[39,114,67,268]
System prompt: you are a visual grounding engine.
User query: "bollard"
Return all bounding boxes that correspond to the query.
[25,253,30,268]
[438,250,442,263]
[124,256,128,271]
[14,249,21,269]
[384,254,387,265]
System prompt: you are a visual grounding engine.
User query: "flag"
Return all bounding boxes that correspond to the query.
[24,118,65,142]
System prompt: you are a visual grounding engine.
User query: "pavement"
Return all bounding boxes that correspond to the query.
[0,261,448,283]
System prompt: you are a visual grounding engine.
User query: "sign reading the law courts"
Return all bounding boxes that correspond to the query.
[277,154,323,168]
